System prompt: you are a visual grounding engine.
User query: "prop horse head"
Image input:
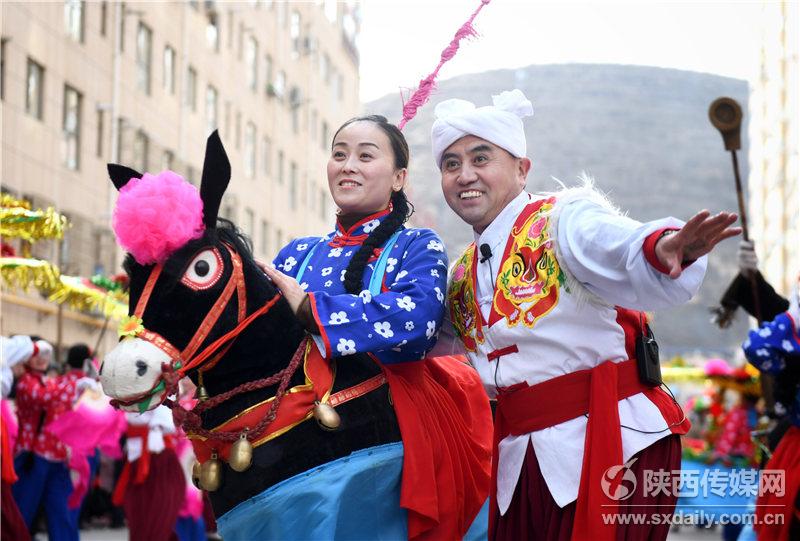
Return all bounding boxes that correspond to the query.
[100,131,306,413]
[99,132,400,517]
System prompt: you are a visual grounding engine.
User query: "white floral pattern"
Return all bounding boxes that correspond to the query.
[271,220,448,364]
[337,338,356,355]
[374,321,394,338]
[397,296,416,312]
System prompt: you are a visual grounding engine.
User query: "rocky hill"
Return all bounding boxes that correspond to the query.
[366,64,751,358]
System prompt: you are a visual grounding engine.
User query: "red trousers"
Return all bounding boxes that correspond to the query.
[494,434,681,541]
[123,449,186,541]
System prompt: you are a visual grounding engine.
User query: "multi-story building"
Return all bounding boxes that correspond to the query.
[748,0,799,296]
[1,0,361,357]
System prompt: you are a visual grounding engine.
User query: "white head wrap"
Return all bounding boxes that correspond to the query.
[431,89,534,168]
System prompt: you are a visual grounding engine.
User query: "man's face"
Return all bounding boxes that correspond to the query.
[440,136,530,234]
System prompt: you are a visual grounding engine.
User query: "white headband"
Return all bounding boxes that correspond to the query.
[430,89,534,168]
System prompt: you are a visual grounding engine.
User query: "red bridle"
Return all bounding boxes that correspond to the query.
[111,244,282,410]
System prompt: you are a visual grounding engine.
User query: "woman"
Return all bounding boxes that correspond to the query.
[266,115,445,363]
[12,340,79,541]
[264,116,491,540]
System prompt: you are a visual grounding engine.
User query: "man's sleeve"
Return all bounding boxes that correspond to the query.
[556,198,707,311]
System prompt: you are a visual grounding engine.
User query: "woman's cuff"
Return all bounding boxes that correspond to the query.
[296,295,320,334]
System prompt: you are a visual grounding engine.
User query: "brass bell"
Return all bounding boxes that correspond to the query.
[194,385,210,402]
[195,371,209,402]
[229,433,253,472]
[191,461,202,489]
[200,453,222,492]
[313,401,341,431]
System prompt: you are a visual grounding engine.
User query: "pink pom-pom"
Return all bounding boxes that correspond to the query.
[113,171,205,264]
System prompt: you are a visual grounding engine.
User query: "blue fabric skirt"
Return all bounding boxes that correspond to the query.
[217,442,407,540]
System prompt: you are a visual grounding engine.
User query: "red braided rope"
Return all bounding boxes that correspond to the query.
[164,336,309,443]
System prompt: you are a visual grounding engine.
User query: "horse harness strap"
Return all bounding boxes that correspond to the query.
[187,343,388,464]
[113,244,273,411]
[132,243,247,364]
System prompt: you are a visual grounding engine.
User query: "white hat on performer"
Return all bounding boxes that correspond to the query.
[430,89,534,168]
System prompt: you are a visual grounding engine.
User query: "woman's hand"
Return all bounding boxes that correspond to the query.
[262,264,307,315]
[655,210,741,279]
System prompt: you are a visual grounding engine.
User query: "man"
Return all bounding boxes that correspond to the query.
[432,89,741,541]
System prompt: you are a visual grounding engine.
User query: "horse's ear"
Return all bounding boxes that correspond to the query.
[199,130,231,229]
[107,164,143,191]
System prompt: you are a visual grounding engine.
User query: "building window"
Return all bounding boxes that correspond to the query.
[227,10,234,49]
[26,59,44,120]
[324,0,337,24]
[277,2,286,28]
[274,70,285,100]
[64,0,84,42]
[260,219,269,256]
[277,150,284,184]
[321,121,329,150]
[119,2,126,51]
[320,53,330,84]
[185,66,197,110]
[262,136,271,176]
[96,107,103,158]
[246,36,258,91]
[290,11,301,58]
[206,11,219,51]
[186,166,196,186]
[319,188,326,220]
[243,208,255,239]
[161,150,174,171]
[289,162,298,210]
[235,111,241,149]
[1,38,7,101]
[244,122,256,178]
[100,1,107,36]
[163,46,175,94]
[133,130,149,172]
[63,85,82,170]
[224,101,231,139]
[310,109,318,141]
[264,55,273,96]
[206,85,218,134]
[336,73,344,102]
[136,23,152,95]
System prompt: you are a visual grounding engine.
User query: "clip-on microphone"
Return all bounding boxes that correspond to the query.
[479,243,494,278]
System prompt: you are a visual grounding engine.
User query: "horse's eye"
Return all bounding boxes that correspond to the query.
[195,260,210,276]
[181,248,223,290]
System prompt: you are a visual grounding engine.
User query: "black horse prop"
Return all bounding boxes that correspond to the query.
[100,131,491,539]
[100,131,402,513]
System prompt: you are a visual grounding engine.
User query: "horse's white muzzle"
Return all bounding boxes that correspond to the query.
[100,338,171,412]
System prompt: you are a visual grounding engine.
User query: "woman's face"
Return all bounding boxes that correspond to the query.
[27,353,49,372]
[327,121,406,215]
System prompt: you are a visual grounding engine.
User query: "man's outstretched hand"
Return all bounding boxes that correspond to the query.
[655,210,742,279]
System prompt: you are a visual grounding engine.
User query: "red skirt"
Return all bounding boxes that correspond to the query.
[756,425,800,541]
[494,434,681,541]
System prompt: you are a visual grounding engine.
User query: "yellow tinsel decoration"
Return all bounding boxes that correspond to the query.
[48,274,129,319]
[1,196,68,242]
[0,257,61,293]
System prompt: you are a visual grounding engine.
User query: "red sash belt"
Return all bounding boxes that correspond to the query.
[112,425,176,506]
[491,359,649,541]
